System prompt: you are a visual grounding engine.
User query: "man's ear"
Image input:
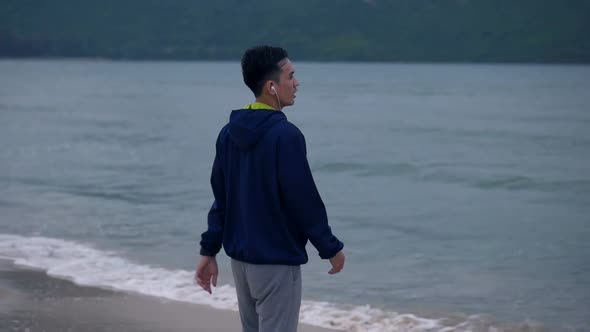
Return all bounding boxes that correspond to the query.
[265,81,276,95]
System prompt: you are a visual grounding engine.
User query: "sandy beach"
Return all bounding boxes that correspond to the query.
[0,259,338,332]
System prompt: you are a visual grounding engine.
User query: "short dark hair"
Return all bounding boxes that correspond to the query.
[241,46,289,97]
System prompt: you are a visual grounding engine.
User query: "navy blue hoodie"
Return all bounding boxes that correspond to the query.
[199,108,343,265]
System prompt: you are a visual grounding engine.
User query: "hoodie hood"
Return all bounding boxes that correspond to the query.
[227,109,286,150]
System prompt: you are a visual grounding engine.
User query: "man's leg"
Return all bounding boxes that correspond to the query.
[246,264,302,332]
[231,259,259,332]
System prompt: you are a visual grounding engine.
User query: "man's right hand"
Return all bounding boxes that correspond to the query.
[328,251,345,274]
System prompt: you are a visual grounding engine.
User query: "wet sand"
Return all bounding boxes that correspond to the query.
[0,259,338,332]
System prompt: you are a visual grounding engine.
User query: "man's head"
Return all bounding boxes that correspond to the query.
[241,46,299,109]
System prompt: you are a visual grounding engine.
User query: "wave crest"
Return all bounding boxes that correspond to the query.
[0,234,537,332]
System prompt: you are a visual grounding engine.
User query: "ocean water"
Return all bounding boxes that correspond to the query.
[0,60,589,332]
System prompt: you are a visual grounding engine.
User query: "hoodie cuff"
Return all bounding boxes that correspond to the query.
[319,239,344,260]
[200,247,218,257]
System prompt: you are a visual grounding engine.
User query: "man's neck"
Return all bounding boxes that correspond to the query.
[256,96,280,110]
[245,101,275,110]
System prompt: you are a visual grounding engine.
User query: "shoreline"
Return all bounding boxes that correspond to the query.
[0,259,338,332]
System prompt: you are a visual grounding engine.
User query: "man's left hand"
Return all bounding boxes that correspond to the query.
[195,256,218,294]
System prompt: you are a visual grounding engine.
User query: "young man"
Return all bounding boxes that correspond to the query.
[195,46,345,332]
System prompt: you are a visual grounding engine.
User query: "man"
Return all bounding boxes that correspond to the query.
[195,45,345,332]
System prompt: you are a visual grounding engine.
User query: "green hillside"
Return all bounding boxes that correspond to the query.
[1,0,589,63]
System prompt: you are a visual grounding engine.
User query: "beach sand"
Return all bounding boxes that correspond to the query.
[0,259,338,332]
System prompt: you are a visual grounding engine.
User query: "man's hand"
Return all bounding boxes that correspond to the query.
[328,251,345,274]
[195,256,218,294]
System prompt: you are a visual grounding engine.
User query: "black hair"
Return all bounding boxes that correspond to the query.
[241,46,289,97]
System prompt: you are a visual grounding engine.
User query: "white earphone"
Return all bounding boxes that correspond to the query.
[270,85,281,109]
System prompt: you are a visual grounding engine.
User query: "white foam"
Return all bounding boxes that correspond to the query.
[0,234,238,310]
[0,234,498,332]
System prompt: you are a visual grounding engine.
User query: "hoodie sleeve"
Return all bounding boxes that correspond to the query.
[199,138,226,257]
[277,126,344,259]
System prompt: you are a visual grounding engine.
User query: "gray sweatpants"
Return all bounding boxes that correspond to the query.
[231,259,302,332]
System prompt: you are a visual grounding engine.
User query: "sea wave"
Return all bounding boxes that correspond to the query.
[314,162,420,177]
[0,234,541,332]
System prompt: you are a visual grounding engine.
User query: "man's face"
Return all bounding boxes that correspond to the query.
[276,59,299,107]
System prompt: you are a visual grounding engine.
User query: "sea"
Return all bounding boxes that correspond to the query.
[0,59,589,332]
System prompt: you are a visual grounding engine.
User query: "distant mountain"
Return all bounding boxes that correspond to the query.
[1,0,589,63]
